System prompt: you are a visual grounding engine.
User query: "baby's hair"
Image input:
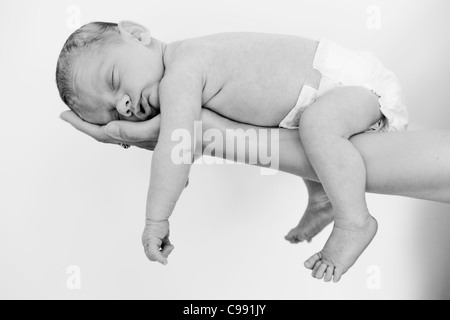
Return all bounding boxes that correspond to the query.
[56,22,120,111]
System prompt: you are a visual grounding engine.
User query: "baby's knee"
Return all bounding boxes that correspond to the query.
[299,106,326,138]
[300,86,381,139]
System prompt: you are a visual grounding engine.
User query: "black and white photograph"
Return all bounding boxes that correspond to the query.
[1,0,450,301]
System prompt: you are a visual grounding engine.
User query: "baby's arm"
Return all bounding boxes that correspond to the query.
[143,68,203,265]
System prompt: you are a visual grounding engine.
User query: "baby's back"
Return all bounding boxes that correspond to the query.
[168,33,320,127]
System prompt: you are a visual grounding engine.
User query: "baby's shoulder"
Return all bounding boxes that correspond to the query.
[165,39,209,74]
[159,40,208,95]
[161,39,214,95]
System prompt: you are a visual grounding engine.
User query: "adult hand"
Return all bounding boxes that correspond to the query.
[60,111,161,151]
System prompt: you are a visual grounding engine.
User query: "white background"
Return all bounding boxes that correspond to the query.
[1,0,449,300]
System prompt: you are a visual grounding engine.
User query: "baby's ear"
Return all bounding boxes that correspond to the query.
[118,21,152,46]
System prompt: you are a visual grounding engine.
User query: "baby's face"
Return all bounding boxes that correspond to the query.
[72,37,164,125]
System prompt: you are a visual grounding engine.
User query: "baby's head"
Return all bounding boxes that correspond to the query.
[56,21,164,125]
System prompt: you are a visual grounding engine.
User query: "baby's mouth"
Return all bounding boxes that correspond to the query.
[135,97,154,120]
[145,97,159,120]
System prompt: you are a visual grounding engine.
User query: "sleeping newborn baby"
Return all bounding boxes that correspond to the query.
[56,21,408,283]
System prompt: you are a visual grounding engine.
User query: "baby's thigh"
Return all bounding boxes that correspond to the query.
[300,86,383,137]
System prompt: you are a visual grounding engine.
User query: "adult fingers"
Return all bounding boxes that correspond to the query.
[60,111,111,143]
[105,115,161,143]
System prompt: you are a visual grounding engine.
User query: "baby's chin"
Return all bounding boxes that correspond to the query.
[147,106,161,120]
[124,110,160,122]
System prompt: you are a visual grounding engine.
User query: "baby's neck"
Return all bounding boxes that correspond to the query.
[148,38,168,71]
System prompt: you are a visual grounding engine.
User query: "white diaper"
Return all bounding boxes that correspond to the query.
[279,39,409,133]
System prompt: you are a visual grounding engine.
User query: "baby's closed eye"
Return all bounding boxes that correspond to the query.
[111,67,119,92]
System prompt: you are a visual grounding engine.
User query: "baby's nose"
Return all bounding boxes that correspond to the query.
[116,95,132,117]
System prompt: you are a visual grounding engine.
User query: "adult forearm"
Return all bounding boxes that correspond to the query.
[351,131,450,203]
[201,110,450,204]
[200,110,316,180]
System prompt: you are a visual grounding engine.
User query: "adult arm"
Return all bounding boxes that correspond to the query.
[61,110,450,204]
[203,112,450,204]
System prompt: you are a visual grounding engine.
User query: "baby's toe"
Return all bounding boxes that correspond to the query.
[315,263,328,279]
[304,252,322,270]
[285,230,301,243]
[324,266,334,283]
[333,267,345,283]
[311,261,323,277]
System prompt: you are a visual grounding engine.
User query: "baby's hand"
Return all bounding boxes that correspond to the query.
[142,220,174,265]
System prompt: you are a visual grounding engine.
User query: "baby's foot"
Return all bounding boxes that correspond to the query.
[304,215,378,283]
[285,198,334,244]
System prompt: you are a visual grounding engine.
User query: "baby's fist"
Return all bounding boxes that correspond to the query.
[142,220,174,265]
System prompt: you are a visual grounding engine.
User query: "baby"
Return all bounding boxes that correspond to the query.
[56,21,408,283]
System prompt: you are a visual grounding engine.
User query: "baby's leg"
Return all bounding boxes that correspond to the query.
[285,179,333,243]
[299,86,382,283]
